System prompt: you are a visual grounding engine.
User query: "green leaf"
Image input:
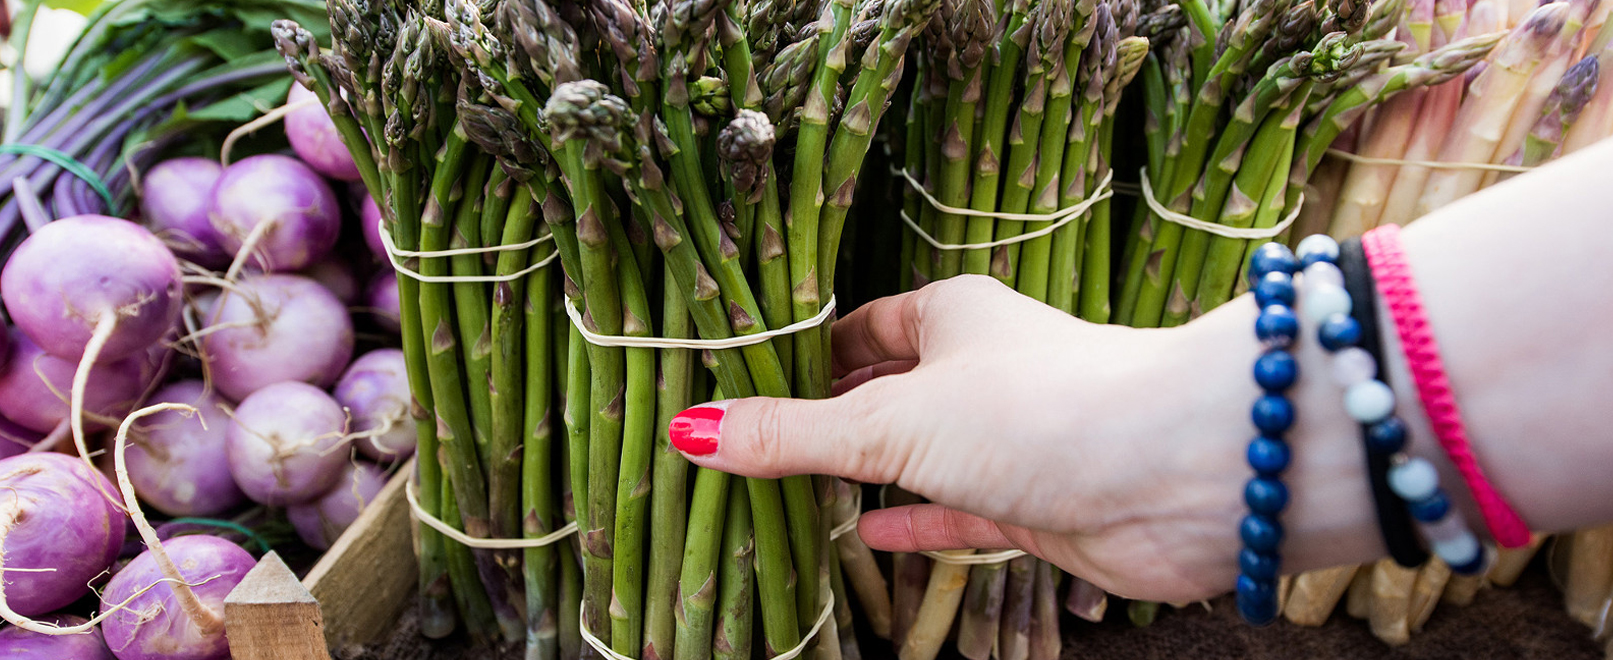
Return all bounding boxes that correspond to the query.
[185,27,268,62]
[42,0,104,15]
[187,77,292,122]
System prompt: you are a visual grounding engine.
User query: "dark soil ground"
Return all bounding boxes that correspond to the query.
[337,559,1605,660]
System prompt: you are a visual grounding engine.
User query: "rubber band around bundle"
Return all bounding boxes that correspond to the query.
[1324,148,1534,173]
[829,489,862,541]
[1138,169,1303,240]
[564,295,836,350]
[376,217,560,283]
[895,168,1115,251]
[581,593,835,660]
[0,143,117,211]
[920,549,1029,564]
[405,480,578,549]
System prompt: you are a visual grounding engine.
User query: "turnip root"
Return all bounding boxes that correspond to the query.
[365,272,400,334]
[125,381,245,517]
[0,328,142,433]
[99,535,253,660]
[287,461,386,550]
[198,274,353,401]
[284,84,361,182]
[226,381,349,506]
[334,348,412,461]
[0,614,115,659]
[94,404,251,660]
[0,453,126,616]
[300,254,360,305]
[207,154,339,273]
[142,158,228,268]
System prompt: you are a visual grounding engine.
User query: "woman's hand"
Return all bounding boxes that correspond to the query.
[668,275,1261,602]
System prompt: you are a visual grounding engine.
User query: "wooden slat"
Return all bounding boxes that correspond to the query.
[302,457,418,651]
[224,551,332,660]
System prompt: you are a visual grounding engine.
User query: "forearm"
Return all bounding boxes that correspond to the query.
[1173,138,1613,576]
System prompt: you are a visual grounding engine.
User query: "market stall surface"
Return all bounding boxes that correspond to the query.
[340,564,1603,660]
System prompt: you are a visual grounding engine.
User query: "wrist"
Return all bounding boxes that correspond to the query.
[1175,294,1383,581]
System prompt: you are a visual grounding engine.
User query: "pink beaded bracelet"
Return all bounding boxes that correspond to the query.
[1360,225,1531,549]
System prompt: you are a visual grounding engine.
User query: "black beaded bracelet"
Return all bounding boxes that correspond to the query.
[1339,238,1429,568]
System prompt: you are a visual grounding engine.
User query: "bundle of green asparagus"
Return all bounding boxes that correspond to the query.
[1112,0,1502,329]
[275,0,933,656]
[889,0,1149,658]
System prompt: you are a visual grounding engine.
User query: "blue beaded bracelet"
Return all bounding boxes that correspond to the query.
[1237,242,1304,625]
[1295,235,1490,576]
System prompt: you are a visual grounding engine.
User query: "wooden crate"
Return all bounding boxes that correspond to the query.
[226,458,417,659]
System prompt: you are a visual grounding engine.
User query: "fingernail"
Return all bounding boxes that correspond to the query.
[669,402,728,456]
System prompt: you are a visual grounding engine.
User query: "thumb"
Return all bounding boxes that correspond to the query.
[668,392,907,483]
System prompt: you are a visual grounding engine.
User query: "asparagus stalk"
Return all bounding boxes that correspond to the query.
[1415,3,1568,216]
[1027,562,1061,660]
[1158,14,1330,327]
[449,155,523,640]
[899,552,971,660]
[1408,559,1452,632]
[1501,54,1600,177]
[1192,78,1309,312]
[997,556,1036,660]
[419,117,520,640]
[544,83,628,649]
[931,0,997,279]
[1368,559,1418,645]
[959,0,1034,277]
[990,0,1077,286]
[645,284,694,660]
[1047,6,1113,314]
[713,481,756,660]
[1014,0,1095,302]
[1282,565,1358,626]
[831,480,892,640]
[608,227,658,657]
[663,5,815,644]
[1287,32,1506,235]
[1077,34,1148,322]
[1063,576,1109,622]
[1481,0,1596,188]
[1117,0,1284,327]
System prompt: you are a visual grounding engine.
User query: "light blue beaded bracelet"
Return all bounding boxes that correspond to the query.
[1296,234,1489,576]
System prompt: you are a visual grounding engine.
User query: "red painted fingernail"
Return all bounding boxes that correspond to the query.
[669,404,725,456]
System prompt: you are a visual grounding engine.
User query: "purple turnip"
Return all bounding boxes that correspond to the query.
[1,215,182,363]
[284,84,361,182]
[0,417,39,459]
[0,215,182,467]
[125,381,245,517]
[141,158,228,268]
[287,461,387,550]
[361,193,387,265]
[98,535,253,660]
[0,328,142,434]
[226,381,349,506]
[0,453,126,617]
[0,613,115,659]
[365,271,401,334]
[300,254,360,305]
[334,349,413,461]
[208,154,340,274]
[198,274,354,401]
